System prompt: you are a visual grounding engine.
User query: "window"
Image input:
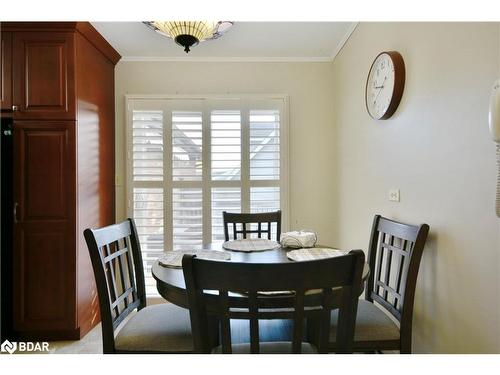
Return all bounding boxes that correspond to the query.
[127,96,288,296]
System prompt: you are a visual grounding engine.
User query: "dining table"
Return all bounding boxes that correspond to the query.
[152,242,370,309]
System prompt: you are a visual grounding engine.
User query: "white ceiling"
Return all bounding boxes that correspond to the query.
[91,22,357,61]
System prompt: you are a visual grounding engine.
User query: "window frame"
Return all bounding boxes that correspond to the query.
[125,94,290,252]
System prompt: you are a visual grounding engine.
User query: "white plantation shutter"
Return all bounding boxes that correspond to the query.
[131,110,165,296]
[128,97,288,296]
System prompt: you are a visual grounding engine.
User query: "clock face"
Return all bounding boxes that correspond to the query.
[365,51,405,120]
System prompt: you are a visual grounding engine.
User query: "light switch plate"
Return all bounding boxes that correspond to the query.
[389,189,400,202]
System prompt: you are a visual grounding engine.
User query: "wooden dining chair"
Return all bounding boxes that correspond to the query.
[222,210,282,241]
[182,250,365,354]
[84,219,193,353]
[329,215,429,353]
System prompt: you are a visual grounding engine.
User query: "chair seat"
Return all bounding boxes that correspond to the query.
[115,303,193,353]
[212,342,317,354]
[330,300,400,343]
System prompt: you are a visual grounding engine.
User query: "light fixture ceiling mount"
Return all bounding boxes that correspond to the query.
[144,21,234,53]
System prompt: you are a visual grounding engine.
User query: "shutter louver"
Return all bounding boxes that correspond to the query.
[251,186,280,213]
[172,111,203,181]
[211,110,241,181]
[172,188,203,250]
[250,110,280,180]
[133,111,163,181]
[211,187,241,242]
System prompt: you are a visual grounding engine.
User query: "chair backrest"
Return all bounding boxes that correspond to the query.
[365,215,429,341]
[222,210,282,241]
[182,250,365,354]
[83,218,147,353]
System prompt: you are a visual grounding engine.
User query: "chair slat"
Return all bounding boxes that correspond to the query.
[318,288,333,353]
[380,242,408,257]
[123,236,138,302]
[219,290,232,354]
[116,241,130,308]
[383,235,394,301]
[292,289,305,354]
[111,287,135,309]
[393,239,407,308]
[248,291,260,354]
[103,247,128,264]
[375,233,385,295]
[104,244,120,317]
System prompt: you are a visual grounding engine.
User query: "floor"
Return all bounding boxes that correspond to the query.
[48,324,103,354]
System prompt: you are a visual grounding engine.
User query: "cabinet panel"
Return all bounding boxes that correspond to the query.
[18,127,70,220]
[13,223,74,330]
[1,31,12,110]
[12,32,75,120]
[13,121,76,331]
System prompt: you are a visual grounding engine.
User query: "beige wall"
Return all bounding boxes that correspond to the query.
[114,62,338,244]
[331,22,500,353]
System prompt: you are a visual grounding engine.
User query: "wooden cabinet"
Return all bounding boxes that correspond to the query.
[1,22,120,340]
[1,32,12,110]
[12,32,76,120]
[13,122,76,333]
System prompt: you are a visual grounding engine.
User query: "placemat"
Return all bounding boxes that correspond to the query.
[222,238,281,252]
[286,248,348,262]
[158,250,231,269]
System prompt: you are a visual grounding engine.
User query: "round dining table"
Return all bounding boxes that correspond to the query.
[152,243,370,308]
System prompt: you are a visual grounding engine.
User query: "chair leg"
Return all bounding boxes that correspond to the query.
[400,337,411,354]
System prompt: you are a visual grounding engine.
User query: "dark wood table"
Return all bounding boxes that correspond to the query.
[152,243,370,309]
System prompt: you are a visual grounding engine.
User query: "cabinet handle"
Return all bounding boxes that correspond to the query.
[12,105,18,112]
[13,202,19,223]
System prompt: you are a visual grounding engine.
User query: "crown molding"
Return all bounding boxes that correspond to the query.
[330,22,358,60]
[120,56,334,63]
[118,22,359,63]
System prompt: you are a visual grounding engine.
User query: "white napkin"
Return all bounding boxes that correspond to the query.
[280,230,317,248]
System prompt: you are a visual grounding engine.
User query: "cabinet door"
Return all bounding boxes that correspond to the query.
[12,32,75,120]
[13,121,76,332]
[1,31,12,111]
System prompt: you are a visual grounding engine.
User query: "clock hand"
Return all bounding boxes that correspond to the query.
[373,76,387,103]
[373,86,384,103]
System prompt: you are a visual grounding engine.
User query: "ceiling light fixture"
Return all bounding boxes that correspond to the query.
[144,21,234,53]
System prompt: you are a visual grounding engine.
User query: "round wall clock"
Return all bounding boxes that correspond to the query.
[365,51,405,120]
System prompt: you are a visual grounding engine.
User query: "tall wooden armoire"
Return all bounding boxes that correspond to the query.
[0,22,120,340]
